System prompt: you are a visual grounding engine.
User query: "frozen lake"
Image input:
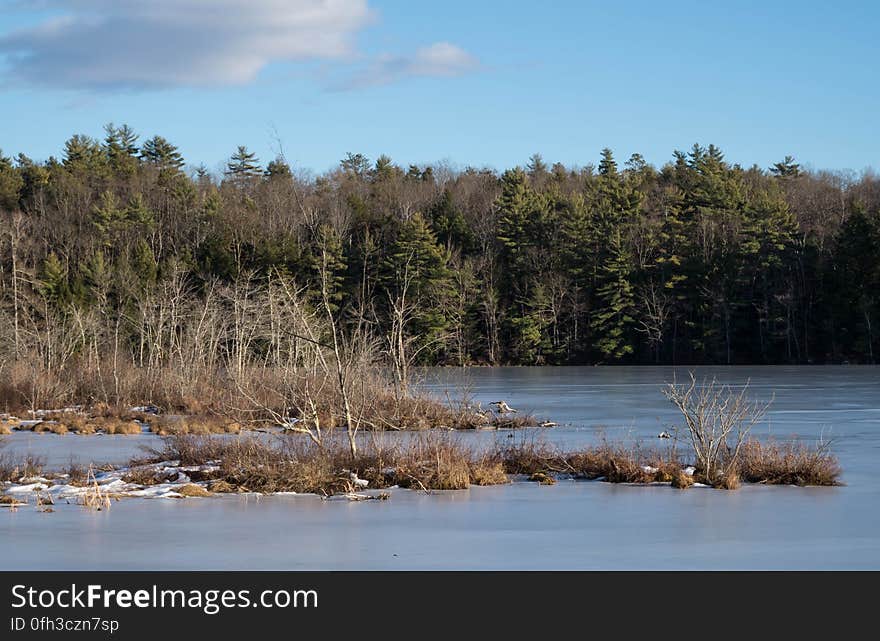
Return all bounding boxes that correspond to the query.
[2,366,879,569]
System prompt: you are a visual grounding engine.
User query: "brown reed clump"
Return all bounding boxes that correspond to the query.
[126,430,843,497]
[470,459,510,486]
[737,439,841,486]
[176,484,211,498]
[208,480,236,493]
[77,466,113,511]
[671,469,695,489]
[712,470,741,490]
[528,472,557,485]
[496,439,566,475]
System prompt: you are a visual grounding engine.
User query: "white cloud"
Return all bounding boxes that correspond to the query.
[335,42,479,90]
[0,0,375,89]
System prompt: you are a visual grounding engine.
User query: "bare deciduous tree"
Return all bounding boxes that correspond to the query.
[664,373,773,483]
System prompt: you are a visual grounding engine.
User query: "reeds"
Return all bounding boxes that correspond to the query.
[77,466,113,510]
[737,439,842,486]
[140,433,510,496]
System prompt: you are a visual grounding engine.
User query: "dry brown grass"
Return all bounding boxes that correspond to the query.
[470,459,510,486]
[528,472,557,485]
[107,421,143,435]
[121,466,162,486]
[671,469,695,489]
[0,349,543,442]
[495,439,566,475]
[208,480,236,493]
[737,439,841,486]
[127,431,843,496]
[496,438,680,485]
[58,414,88,433]
[177,484,211,497]
[390,436,473,490]
[0,452,45,482]
[147,415,243,436]
[63,460,88,486]
[47,422,68,435]
[77,467,113,511]
[142,433,508,495]
[712,470,741,490]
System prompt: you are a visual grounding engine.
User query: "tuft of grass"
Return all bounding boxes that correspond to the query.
[671,469,695,489]
[528,472,556,485]
[121,466,162,486]
[497,439,566,475]
[177,484,211,498]
[106,421,143,435]
[390,435,475,491]
[737,439,841,486]
[470,459,510,486]
[77,467,112,511]
[208,480,236,493]
[48,422,68,435]
[712,470,741,490]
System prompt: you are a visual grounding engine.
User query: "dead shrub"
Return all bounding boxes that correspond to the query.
[64,460,88,486]
[0,453,45,482]
[664,373,772,485]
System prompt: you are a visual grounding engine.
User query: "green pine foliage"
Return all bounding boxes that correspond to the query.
[0,128,877,365]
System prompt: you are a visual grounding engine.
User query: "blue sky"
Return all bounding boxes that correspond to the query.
[0,0,877,175]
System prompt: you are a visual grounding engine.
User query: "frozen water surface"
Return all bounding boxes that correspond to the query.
[2,366,878,569]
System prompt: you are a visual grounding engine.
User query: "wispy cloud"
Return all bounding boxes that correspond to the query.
[333,42,479,90]
[0,1,480,93]
[0,0,375,90]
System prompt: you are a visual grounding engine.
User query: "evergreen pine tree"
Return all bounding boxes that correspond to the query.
[381,212,453,356]
[40,253,69,305]
[593,229,636,360]
[265,157,292,179]
[226,146,261,178]
[103,123,139,174]
[140,136,184,171]
[0,149,23,211]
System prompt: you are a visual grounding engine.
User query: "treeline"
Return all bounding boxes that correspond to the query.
[1,124,878,368]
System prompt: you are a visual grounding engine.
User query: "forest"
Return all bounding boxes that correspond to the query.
[0,124,878,385]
